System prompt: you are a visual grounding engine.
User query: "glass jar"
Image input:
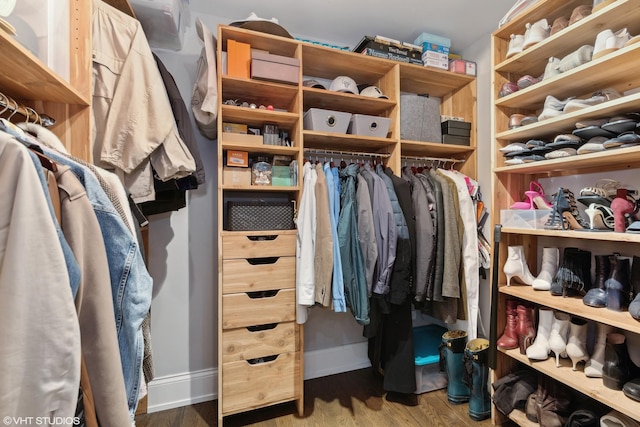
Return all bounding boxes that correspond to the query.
[252,156,272,185]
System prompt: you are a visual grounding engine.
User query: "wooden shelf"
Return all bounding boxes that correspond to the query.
[501,347,640,423]
[221,77,299,112]
[219,26,299,58]
[494,0,640,77]
[221,185,300,192]
[499,285,640,335]
[103,0,136,17]
[494,146,640,175]
[303,88,395,115]
[507,409,537,427]
[401,140,475,158]
[0,31,88,105]
[220,142,300,155]
[221,105,299,129]
[500,227,640,243]
[495,92,640,142]
[220,229,297,237]
[495,43,640,111]
[301,43,396,83]
[303,131,396,151]
[399,63,475,98]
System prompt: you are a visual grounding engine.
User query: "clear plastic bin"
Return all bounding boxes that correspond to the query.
[500,209,551,230]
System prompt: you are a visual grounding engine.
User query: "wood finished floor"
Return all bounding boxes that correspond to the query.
[135,368,503,426]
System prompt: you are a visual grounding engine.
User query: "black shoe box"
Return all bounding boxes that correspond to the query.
[442,134,470,146]
[441,120,471,137]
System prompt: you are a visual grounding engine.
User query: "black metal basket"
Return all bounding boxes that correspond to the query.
[226,201,295,231]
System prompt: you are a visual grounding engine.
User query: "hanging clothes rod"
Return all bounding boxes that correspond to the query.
[0,92,56,127]
[304,148,391,158]
[401,155,465,164]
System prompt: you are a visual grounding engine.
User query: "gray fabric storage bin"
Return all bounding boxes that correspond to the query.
[400,94,442,142]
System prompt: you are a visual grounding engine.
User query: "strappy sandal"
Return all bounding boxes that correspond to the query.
[577,179,621,207]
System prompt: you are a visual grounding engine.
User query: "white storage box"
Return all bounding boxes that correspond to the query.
[348,114,391,138]
[131,0,189,50]
[500,209,551,230]
[303,108,351,134]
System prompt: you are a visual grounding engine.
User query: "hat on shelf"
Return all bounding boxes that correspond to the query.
[0,0,15,18]
[357,84,388,99]
[229,12,292,39]
[303,79,326,89]
[329,76,359,94]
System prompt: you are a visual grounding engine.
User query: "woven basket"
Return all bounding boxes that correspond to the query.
[226,201,295,231]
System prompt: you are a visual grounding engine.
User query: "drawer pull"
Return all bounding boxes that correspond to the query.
[246,290,279,299]
[246,257,279,265]
[247,354,278,365]
[247,235,277,241]
[247,323,278,332]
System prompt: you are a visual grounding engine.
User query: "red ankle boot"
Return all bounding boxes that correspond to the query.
[497,299,519,350]
[517,304,537,355]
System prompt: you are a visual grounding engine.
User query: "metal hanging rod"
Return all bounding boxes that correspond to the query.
[304,148,391,158]
[0,92,56,127]
[401,155,465,164]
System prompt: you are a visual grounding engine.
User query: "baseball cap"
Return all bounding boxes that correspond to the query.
[329,76,359,94]
[358,85,388,99]
[303,79,326,89]
[229,12,293,39]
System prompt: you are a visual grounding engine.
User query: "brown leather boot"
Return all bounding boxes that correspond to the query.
[517,304,536,355]
[497,299,519,350]
[535,376,572,427]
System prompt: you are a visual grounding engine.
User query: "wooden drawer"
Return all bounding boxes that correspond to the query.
[222,352,299,414]
[221,322,297,363]
[222,288,296,329]
[222,256,295,294]
[222,233,296,259]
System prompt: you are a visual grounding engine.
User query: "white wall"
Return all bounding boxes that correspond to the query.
[146,11,498,412]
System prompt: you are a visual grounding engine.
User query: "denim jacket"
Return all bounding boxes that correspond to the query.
[18,125,152,417]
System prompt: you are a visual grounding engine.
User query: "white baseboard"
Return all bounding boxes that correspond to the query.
[303,341,371,380]
[146,342,371,413]
[147,368,217,413]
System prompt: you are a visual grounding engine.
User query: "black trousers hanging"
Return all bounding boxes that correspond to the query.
[366,295,416,394]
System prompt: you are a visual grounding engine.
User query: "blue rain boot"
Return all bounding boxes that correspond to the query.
[439,330,470,404]
[463,338,491,421]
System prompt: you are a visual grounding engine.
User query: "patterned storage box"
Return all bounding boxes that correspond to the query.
[226,201,295,231]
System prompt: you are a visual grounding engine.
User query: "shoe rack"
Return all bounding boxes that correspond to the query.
[491,0,640,425]
[216,25,477,423]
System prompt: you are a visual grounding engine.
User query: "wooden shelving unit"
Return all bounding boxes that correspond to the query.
[491,0,640,424]
[216,24,478,424]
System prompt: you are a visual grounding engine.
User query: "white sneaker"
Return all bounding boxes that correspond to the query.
[542,57,561,80]
[563,88,622,113]
[522,19,550,49]
[593,28,631,59]
[506,34,525,58]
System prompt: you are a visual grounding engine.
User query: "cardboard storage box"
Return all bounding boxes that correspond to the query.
[222,132,263,146]
[348,114,391,138]
[500,209,551,230]
[227,39,251,78]
[442,134,470,146]
[303,108,352,134]
[251,51,300,85]
[400,94,442,142]
[223,166,251,186]
[223,122,248,134]
[441,120,471,137]
[449,59,477,76]
[226,150,249,167]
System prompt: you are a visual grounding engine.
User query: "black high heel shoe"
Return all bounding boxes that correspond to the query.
[545,188,588,230]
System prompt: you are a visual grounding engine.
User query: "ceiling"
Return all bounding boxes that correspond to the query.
[189,0,516,53]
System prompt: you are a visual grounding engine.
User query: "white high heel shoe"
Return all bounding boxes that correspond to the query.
[584,203,614,230]
[526,308,554,360]
[565,317,590,370]
[532,247,559,291]
[504,246,536,286]
[547,311,570,367]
